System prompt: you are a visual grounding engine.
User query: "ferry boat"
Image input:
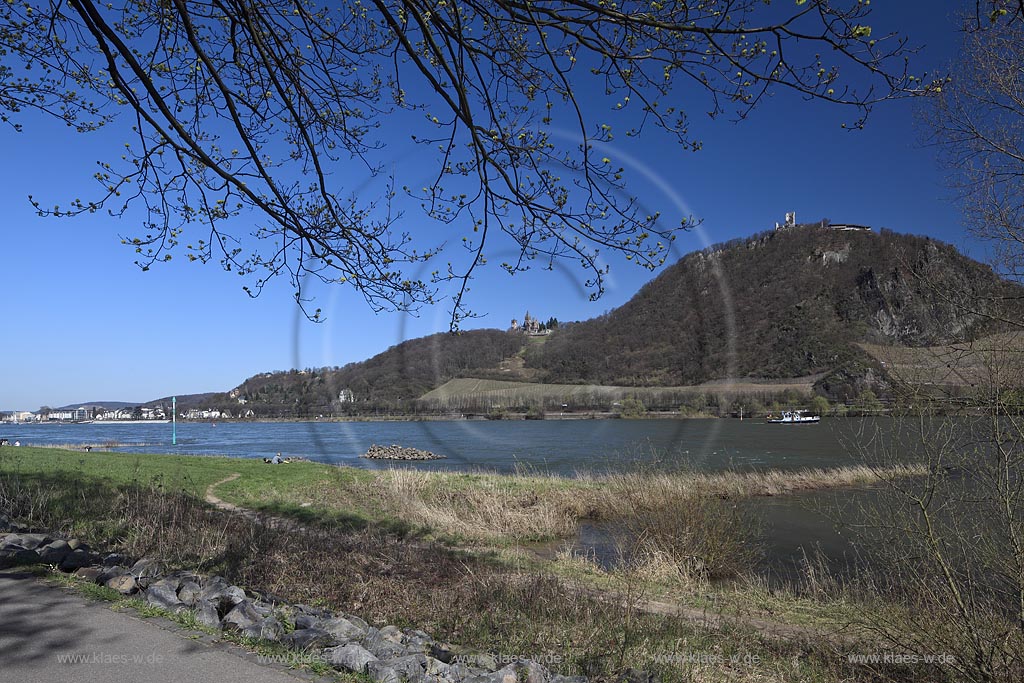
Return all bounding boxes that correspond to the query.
[766,410,821,424]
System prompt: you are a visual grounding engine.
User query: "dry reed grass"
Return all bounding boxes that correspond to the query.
[371,468,581,542]
[363,464,925,547]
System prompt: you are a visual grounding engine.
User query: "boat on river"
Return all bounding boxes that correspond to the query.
[766,410,820,424]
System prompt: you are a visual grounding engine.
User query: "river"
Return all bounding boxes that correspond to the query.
[1,417,912,579]
[1,417,884,474]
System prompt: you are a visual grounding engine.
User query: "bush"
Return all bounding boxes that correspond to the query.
[617,397,647,418]
[809,395,830,416]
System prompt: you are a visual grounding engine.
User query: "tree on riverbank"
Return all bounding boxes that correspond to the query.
[0,1,927,325]
[849,7,1024,680]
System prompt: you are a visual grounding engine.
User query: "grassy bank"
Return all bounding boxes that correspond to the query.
[0,446,922,544]
[1,446,984,682]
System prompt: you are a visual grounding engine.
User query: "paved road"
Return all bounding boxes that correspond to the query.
[0,569,326,683]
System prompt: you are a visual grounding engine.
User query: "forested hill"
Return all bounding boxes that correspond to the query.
[205,330,526,417]
[524,226,1019,390]
[201,225,1020,415]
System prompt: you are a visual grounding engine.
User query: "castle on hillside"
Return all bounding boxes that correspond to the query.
[775,211,871,232]
[510,311,550,336]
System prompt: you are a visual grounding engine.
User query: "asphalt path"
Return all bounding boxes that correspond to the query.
[0,568,328,683]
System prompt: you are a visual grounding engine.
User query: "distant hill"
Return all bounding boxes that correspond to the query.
[143,393,220,410]
[523,227,1021,400]
[196,224,1023,415]
[202,330,526,417]
[56,401,136,411]
[48,393,223,413]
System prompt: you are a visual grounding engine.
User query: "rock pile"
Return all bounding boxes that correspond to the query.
[0,526,587,683]
[361,444,447,461]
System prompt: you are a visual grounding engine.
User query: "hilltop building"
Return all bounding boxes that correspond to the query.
[510,311,550,336]
[775,212,871,233]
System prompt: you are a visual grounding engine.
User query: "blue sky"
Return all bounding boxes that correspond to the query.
[0,2,978,411]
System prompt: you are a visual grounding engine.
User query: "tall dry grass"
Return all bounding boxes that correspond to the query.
[361,464,926,583]
[370,468,582,542]
[365,464,924,543]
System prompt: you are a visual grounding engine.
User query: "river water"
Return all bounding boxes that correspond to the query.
[1,417,881,474]
[1,417,906,578]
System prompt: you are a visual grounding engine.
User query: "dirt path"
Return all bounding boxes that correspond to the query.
[204,473,243,511]
[588,588,860,644]
[203,473,306,531]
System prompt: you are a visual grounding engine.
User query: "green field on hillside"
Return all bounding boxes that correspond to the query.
[418,377,816,411]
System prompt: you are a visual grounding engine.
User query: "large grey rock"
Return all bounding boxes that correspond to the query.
[366,661,403,683]
[327,642,379,674]
[282,627,333,651]
[177,580,202,606]
[195,601,222,630]
[1,533,51,550]
[145,583,184,610]
[36,540,71,564]
[293,613,321,630]
[376,625,405,642]
[366,638,404,661]
[198,577,247,614]
[443,663,475,683]
[75,566,104,582]
[129,558,163,587]
[343,613,370,632]
[259,616,285,641]
[104,573,139,595]
[130,557,161,575]
[241,617,284,642]
[365,625,405,659]
[323,615,368,642]
[59,548,96,572]
[0,548,39,568]
[198,576,231,600]
[223,585,248,606]
[446,663,489,683]
[385,653,450,680]
[403,630,435,656]
[489,665,520,683]
[251,600,274,617]
[384,654,429,679]
[66,538,88,551]
[222,600,262,632]
[426,657,453,678]
[152,572,194,593]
